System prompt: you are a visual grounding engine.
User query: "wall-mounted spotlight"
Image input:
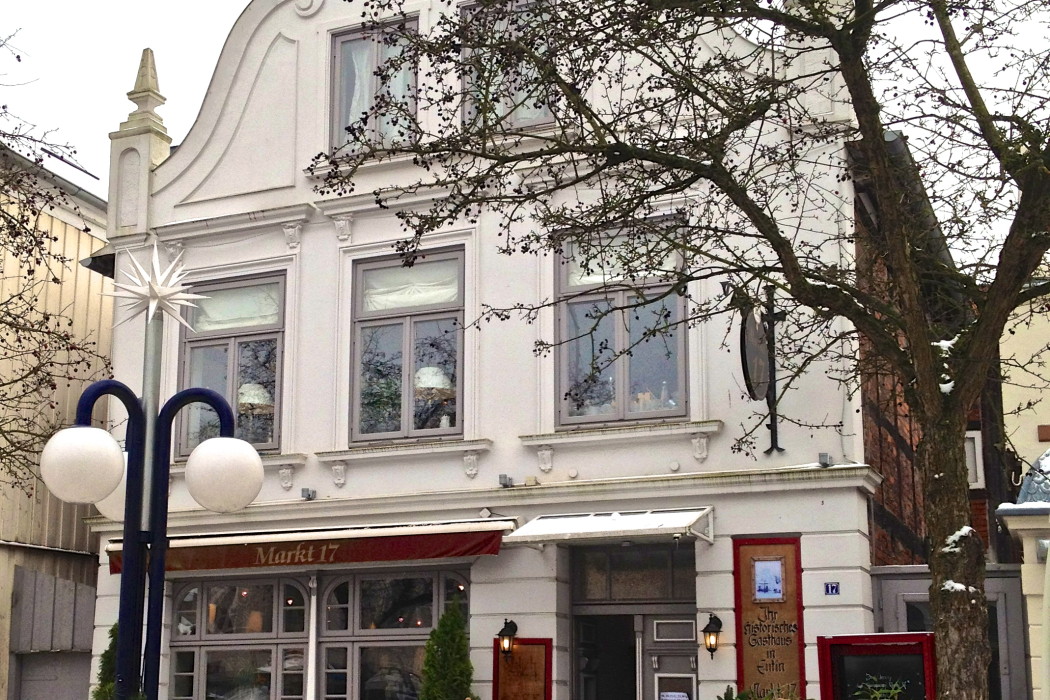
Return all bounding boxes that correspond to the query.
[702,613,723,659]
[497,618,518,657]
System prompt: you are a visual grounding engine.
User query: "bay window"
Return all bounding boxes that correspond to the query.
[169,572,467,700]
[351,251,463,441]
[180,275,284,456]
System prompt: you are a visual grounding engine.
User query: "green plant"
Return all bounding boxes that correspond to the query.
[419,599,477,700]
[91,624,145,700]
[851,674,908,700]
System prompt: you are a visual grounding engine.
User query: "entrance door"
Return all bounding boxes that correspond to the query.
[576,615,698,700]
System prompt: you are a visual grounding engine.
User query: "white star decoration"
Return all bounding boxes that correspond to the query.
[106,245,206,330]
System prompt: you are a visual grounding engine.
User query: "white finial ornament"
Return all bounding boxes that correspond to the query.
[106,245,205,330]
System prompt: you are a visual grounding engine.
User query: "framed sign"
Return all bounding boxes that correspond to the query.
[656,673,696,700]
[817,633,936,700]
[734,537,805,698]
[493,638,552,700]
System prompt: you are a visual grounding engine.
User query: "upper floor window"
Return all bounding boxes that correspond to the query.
[332,21,417,150]
[180,276,284,456]
[557,237,686,426]
[351,251,463,441]
[462,3,553,130]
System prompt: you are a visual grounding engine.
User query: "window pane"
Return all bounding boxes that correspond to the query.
[205,648,272,700]
[172,650,195,700]
[186,345,228,449]
[325,647,349,699]
[237,338,278,444]
[206,584,274,635]
[627,296,681,414]
[443,575,469,617]
[339,36,376,144]
[574,550,608,600]
[565,237,675,287]
[174,585,200,638]
[326,582,351,631]
[359,577,433,630]
[360,646,425,700]
[359,324,404,434]
[361,259,460,312]
[412,318,458,430]
[281,648,306,700]
[282,584,306,634]
[375,33,416,146]
[565,300,616,417]
[193,282,281,332]
[610,548,669,600]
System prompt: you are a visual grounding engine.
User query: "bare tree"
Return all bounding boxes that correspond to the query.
[1,36,111,489]
[313,1,1050,697]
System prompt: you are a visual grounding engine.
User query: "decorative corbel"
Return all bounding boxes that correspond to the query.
[333,215,353,243]
[331,462,347,488]
[283,221,304,250]
[537,445,553,473]
[463,451,480,479]
[692,434,709,462]
[278,467,294,490]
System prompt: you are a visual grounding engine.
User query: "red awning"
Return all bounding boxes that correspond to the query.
[106,519,515,574]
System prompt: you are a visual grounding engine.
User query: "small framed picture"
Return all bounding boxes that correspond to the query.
[753,556,785,602]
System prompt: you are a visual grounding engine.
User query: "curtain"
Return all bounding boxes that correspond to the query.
[362,260,460,312]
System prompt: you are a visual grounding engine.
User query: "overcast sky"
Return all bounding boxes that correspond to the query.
[4,1,249,199]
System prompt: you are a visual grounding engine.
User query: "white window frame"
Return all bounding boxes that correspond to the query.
[178,274,285,457]
[350,250,465,442]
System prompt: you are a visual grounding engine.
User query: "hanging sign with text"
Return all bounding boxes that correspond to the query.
[733,537,805,698]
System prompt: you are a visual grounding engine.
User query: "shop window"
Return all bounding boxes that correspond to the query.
[557,235,686,426]
[179,275,284,456]
[351,251,463,441]
[171,572,466,700]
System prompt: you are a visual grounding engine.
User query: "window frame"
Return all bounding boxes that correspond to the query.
[178,274,286,457]
[331,19,419,151]
[555,240,688,428]
[460,1,555,131]
[350,249,465,442]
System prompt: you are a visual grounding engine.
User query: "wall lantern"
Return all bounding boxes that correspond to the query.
[497,618,518,657]
[702,613,723,659]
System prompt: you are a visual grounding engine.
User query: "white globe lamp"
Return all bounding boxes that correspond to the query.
[94,454,129,522]
[39,426,125,504]
[185,437,264,513]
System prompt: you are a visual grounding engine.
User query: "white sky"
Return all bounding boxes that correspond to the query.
[3,1,250,200]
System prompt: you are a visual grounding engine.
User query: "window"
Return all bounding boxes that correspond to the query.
[462,3,553,129]
[180,276,284,455]
[170,572,468,700]
[351,251,463,440]
[557,238,686,426]
[333,22,417,149]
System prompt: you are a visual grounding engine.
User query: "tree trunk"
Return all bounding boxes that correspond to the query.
[919,413,991,700]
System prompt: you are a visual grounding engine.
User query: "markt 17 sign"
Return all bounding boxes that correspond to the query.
[733,537,805,698]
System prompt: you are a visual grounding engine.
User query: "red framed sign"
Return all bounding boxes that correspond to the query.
[733,537,805,698]
[816,633,936,700]
[493,638,552,700]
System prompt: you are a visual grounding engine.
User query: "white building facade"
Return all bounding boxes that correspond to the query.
[94,2,880,699]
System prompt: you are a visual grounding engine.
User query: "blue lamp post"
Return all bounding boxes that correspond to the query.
[39,248,264,700]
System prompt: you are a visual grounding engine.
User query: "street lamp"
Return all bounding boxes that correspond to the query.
[39,247,264,700]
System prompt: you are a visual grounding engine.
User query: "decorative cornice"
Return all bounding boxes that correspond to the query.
[294,0,325,17]
[154,204,313,242]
